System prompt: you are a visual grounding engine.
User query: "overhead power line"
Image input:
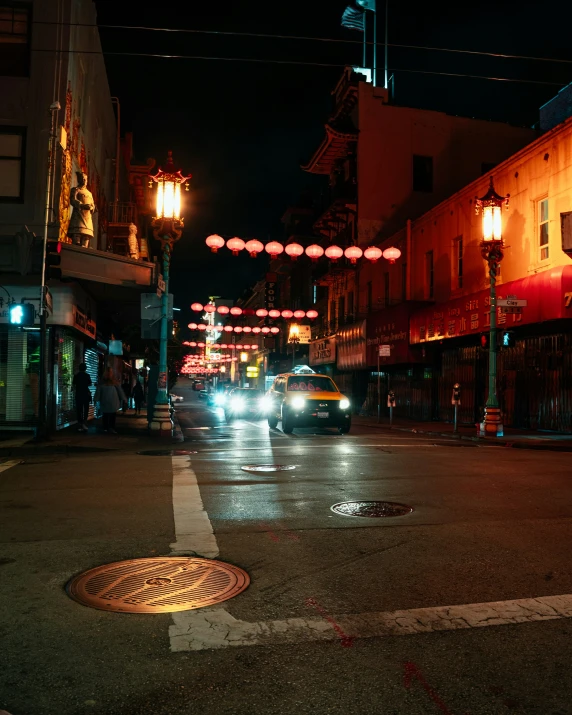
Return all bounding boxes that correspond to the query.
[32,19,572,67]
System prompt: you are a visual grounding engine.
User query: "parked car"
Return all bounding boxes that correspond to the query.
[192,380,205,391]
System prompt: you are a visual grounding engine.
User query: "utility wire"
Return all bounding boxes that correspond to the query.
[32,19,572,66]
[29,46,568,86]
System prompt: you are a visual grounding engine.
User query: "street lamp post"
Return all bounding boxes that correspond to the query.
[475,177,509,438]
[149,151,191,436]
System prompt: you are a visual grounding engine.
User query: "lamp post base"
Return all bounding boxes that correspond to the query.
[479,407,504,438]
[149,403,173,437]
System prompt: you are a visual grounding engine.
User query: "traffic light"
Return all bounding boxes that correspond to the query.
[9,302,35,326]
[502,331,516,347]
[480,333,489,349]
[45,239,62,280]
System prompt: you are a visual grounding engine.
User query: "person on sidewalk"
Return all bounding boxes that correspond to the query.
[95,368,126,434]
[132,380,144,416]
[73,363,92,432]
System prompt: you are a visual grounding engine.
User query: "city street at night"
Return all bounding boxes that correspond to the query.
[2,386,572,714]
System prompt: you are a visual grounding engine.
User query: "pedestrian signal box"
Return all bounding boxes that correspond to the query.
[9,303,35,325]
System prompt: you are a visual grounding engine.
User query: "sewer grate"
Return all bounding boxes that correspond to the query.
[137,449,198,456]
[66,557,249,613]
[241,465,296,472]
[331,501,413,518]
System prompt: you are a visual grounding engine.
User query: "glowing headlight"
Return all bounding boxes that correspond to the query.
[215,394,226,406]
[339,398,350,410]
[231,398,244,411]
[291,396,306,410]
[259,396,272,411]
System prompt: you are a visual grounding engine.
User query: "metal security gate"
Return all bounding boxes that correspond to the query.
[84,347,98,420]
[0,328,42,426]
[437,347,487,425]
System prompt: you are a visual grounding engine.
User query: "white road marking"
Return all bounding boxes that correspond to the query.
[192,444,439,453]
[169,455,219,558]
[169,592,572,651]
[0,460,22,474]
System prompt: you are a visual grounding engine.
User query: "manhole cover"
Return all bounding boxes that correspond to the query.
[241,464,296,472]
[331,501,413,518]
[66,557,249,613]
[137,449,198,456]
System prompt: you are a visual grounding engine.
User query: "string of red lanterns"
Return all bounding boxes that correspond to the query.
[189,305,318,319]
[205,235,401,264]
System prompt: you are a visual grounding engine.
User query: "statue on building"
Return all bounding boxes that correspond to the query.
[127,222,139,260]
[68,171,95,248]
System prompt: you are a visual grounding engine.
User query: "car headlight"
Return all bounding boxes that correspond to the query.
[230,398,244,411]
[215,394,226,406]
[291,396,306,410]
[259,396,272,411]
[339,398,350,410]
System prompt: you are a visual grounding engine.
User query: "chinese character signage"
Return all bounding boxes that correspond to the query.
[309,336,336,366]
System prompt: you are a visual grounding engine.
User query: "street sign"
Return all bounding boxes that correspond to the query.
[379,344,391,357]
[498,299,527,307]
[501,306,523,314]
[158,275,166,293]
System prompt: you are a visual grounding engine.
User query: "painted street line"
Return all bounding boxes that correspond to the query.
[169,593,572,651]
[169,455,219,558]
[0,460,22,474]
[191,444,439,454]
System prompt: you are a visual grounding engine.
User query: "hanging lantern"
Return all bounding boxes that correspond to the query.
[268,309,280,318]
[252,326,262,333]
[265,241,284,258]
[197,324,207,331]
[306,309,318,319]
[236,344,243,350]
[205,234,225,253]
[293,310,305,319]
[205,325,215,332]
[256,308,268,317]
[285,242,304,260]
[189,341,197,347]
[190,302,203,312]
[242,326,252,333]
[234,326,243,333]
[325,245,343,262]
[382,246,402,264]
[220,343,228,349]
[230,306,243,316]
[281,309,293,318]
[197,342,205,347]
[244,239,264,258]
[261,327,271,333]
[270,327,280,334]
[188,322,198,330]
[223,325,233,332]
[344,246,363,264]
[305,244,324,261]
[217,305,230,315]
[226,237,245,255]
[364,246,382,263]
[204,304,216,313]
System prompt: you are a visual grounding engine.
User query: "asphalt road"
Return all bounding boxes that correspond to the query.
[2,383,572,715]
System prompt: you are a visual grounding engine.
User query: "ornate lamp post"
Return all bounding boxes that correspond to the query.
[475,177,509,438]
[149,151,191,435]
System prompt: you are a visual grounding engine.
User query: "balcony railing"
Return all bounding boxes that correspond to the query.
[108,202,137,224]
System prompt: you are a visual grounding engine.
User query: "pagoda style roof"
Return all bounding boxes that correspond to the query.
[302,124,357,175]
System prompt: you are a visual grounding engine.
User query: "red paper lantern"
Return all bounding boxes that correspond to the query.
[189,341,197,347]
[197,324,207,330]
[242,326,252,333]
[204,304,216,313]
[285,242,304,260]
[220,343,228,349]
[188,322,198,329]
[344,245,363,264]
[383,246,402,264]
[230,306,243,316]
[270,327,280,334]
[268,309,280,318]
[265,241,284,258]
[197,342,205,347]
[206,234,225,253]
[234,326,243,333]
[252,327,262,333]
[236,344,243,350]
[245,239,264,258]
[293,310,305,319]
[256,308,268,317]
[226,237,245,255]
[205,325,215,332]
[305,244,324,261]
[190,302,203,312]
[325,245,343,262]
[223,325,233,332]
[261,327,271,333]
[364,246,382,263]
[306,310,318,319]
[229,344,236,350]
[281,309,293,318]
[217,305,230,315]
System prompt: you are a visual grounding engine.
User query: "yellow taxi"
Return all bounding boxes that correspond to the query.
[265,370,351,434]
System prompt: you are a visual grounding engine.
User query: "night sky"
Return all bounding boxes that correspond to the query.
[94,0,572,322]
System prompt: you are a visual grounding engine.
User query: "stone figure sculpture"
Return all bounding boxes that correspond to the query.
[68,171,95,248]
[127,223,139,260]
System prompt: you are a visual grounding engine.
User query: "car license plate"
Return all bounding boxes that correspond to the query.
[317,411,329,418]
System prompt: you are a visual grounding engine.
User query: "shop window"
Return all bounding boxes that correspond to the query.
[453,236,463,289]
[538,198,549,260]
[0,126,25,201]
[413,155,433,193]
[0,4,30,77]
[425,250,434,300]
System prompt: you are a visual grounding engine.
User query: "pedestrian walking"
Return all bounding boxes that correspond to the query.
[72,363,92,432]
[95,368,126,434]
[132,380,144,415]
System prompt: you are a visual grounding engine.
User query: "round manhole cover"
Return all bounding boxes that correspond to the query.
[241,465,296,472]
[66,557,249,613]
[137,449,198,456]
[331,501,413,518]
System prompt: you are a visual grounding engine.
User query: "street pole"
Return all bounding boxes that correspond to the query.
[377,351,381,423]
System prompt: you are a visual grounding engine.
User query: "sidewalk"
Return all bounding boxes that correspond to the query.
[353,414,572,450]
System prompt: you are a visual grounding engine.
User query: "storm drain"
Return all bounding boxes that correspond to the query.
[331,501,413,518]
[241,465,296,472]
[66,557,249,613]
[137,449,198,456]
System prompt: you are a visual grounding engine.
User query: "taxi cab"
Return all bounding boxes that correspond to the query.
[266,370,351,434]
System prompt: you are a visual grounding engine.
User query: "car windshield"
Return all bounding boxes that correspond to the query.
[287,376,336,392]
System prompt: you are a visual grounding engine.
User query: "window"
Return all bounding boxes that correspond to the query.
[384,273,390,307]
[0,126,25,201]
[413,155,433,192]
[0,4,30,76]
[454,237,463,289]
[425,250,434,299]
[538,198,549,260]
[401,263,407,301]
[366,281,372,313]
